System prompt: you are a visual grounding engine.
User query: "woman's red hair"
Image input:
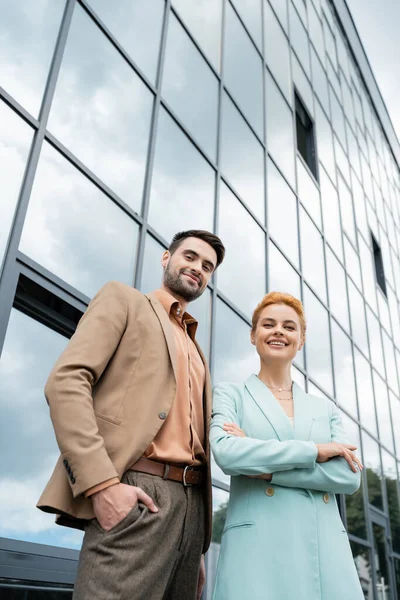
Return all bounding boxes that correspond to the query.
[251,292,306,337]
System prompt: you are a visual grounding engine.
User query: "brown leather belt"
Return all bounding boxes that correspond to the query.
[128,457,204,487]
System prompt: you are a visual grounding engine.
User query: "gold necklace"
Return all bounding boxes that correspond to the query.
[266,384,292,392]
[276,396,293,401]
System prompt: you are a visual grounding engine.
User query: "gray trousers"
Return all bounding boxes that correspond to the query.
[73,470,205,600]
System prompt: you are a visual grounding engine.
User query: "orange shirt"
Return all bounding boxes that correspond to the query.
[143,289,206,466]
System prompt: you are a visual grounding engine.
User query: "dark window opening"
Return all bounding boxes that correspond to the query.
[371,233,387,296]
[295,92,318,180]
[14,274,83,338]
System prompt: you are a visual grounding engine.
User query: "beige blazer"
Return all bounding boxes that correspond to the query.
[37,281,212,552]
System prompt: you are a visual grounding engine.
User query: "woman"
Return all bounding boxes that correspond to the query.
[210,292,364,600]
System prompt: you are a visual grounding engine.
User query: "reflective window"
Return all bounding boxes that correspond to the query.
[0,309,84,549]
[20,143,139,298]
[331,322,357,416]
[268,0,288,33]
[224,2,264,137]
[300,208,327,303]
[359,236,378,313]
[48,5,154,212]
[373,371,395,454]
[221,93,265,222]
[336,31,350,83]
[382,451,400,555]
[293,58,314,118]
[307,381,330,399]
[351,173,369,242]
[0,102,33,272]
[362,432,383,510]
[149,108,215,242]
[346,126,362,183]
[0,0,65,117]
[171,0,223,70]
[322,16,337,71]
[344,237,362,291]
[289,3,310,78]
[366,308,385,377]
[267,158,299,267]
[334,137,351,188]
[354,349,377,436]
[340,413,367,539]
[308,2,324,60]
[388,287,400,344]
[162,15,218,160]
[268,241,301,300]
[348,280,369,356]
[88,0,164,83]
[291,0,307,26]
[372,522,393,599]
[338,173,356,246]
[341,78,356,133]
[389,394,400,460]
[266,72,295,189]
[329,87,346,150]
[327,59,341,103]
[217,183,266,317]
[264,1,291,102]
[297,157,321,228]
[206,487,230,588]
[214,299,258,384]
[350,541,373,596]
[315,102,335,182]
[311,48,330,116]
[382,331,399,396]
[304,286,333,396]
[320,167,343,261]
[326,248,350,332]
[231,0,262,48]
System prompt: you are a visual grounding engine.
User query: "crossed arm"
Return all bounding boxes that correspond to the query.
[210,384,362,496]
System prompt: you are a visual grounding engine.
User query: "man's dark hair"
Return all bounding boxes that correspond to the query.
[169,230,225,268]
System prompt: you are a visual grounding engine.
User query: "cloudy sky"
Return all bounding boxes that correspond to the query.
[346,0,400,143]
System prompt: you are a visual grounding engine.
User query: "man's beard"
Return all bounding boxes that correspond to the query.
[163,263,203,302]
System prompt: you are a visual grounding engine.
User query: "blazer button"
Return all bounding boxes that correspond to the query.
[158,412,167,420]
[323,493,330,504]
[265,487,275,497]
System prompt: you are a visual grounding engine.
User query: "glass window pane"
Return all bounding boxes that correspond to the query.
[266,72,296,189]
[149,108,215,242]
[171,0,223,70]
[350,541,373,595]
[352,174,368,241]
[20,143,139,298]
[217,183,266,317]
[300,208,327,303]
[308,2,325,60]
[359,237,378,313]
[289,3,310,77]
[267,158,299,267]
[268,0,288,33]
[207,487,229,584]
[48,5,153,212]
[340,413,367,539]
[0,102,33,272]
[338,173,356,246]
[88,0,164,83]
[304,286,333,395]
[315,102,335,182]
[334,137,351,187]
[224,3,264,137]
[297,158,321,228]
[292,365,305,389]
[373,371,395,454]
[344,237,362,292]
[347,127,362,183]
[348,280,369,356]
[326,248,350,332]
[221,93,265,222]
[329,86,346,149]
[268,241,301,299]
[362,432,383,510]
[320,167,343,261]
[264,2,291,102]
[390,394,400,460]
[331,322,357,416]
[372,522,393,599]
[214,299,258,384]
[231,0,262,48]
[323,16,337,70]
[163,13,219,160]
[0,309,84,549]
[311,48,330,115]
[293,57,314,117]
[382,331,399,396]
[0,0,65,117]
[366,308,385,377]
[355,348,377,436]
[381,451,400,555]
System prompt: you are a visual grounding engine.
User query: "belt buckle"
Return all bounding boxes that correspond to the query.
[183,466,192,487]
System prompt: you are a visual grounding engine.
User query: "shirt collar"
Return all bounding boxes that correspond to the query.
[153,289,198,339]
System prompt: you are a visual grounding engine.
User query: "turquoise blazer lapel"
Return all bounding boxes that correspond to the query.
[245,375,314,441]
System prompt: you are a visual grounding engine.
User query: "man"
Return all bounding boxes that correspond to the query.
[37,230,225,600]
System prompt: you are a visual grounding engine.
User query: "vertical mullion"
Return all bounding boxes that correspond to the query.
[0,0,76,355]
[134,0,170,289]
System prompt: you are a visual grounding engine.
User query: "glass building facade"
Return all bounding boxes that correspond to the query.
[0,0,399,598]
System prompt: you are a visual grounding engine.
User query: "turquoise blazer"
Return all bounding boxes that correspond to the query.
[210,375,364,600]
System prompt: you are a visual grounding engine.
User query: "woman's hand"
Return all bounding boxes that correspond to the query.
[223,423,246,437]
[316,442,363,473]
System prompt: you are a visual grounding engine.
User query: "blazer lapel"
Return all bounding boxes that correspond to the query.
[245,374,294,441]
[145,292,178,381]
[293,382,314,441]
